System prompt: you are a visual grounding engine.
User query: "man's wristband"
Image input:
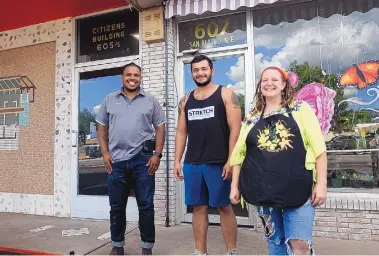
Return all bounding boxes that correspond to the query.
[153,151,163,159]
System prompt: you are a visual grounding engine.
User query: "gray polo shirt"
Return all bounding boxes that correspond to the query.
[96,87,166,161]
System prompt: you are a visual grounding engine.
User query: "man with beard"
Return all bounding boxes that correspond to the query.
[174,55,242,255]
[96,62,166,255]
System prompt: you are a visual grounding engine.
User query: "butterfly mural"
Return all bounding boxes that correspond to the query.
[337,60,379,121]
[338,61,379,89]
[288,72,336,135]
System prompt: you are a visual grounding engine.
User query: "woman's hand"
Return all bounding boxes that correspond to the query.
[230,186,241,205]
[230,164,242,205]
[312,182,327,207]
[313,152,328,207]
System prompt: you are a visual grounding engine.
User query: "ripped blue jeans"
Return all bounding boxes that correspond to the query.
[257,199,315,255]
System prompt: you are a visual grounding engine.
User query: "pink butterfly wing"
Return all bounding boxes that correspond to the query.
[295,83,336,135]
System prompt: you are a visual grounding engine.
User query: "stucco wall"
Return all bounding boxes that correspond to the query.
[0,18,73,216]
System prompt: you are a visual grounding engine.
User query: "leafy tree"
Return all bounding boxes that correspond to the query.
[238,93,246,119]
[79,108,96,135]
[355,110,371,123]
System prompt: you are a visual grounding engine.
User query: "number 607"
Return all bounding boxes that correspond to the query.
[194,20,229,40]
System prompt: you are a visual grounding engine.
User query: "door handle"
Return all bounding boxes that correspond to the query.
[72,130,78,147]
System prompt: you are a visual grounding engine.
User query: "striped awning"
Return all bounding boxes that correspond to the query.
[253,0,379,28]
[165,0,279,18]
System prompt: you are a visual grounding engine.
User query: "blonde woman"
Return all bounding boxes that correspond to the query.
[229,66,327,255]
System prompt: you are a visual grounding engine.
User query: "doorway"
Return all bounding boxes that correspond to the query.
[177,51,256,226]
[71,61,140,220]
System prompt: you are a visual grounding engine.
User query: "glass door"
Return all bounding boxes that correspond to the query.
[71,61,139,220]
[178,51,256,226]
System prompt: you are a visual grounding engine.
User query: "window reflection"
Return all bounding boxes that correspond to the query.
[78,67,123,196]
[253,0,379,190]
[184,55,246,114]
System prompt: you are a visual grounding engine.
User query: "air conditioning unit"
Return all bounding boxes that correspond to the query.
[127,0,164,12]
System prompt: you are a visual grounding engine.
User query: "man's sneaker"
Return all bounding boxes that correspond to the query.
[227,248,237,255]
[110,247,124,255]
[142,248,152,255]
[190,249,208,255]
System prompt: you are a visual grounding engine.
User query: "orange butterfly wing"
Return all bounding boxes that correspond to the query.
[339,66,359,87]
[357,62,379,88]
[339,61,379,89]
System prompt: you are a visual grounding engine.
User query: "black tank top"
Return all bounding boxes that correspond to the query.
[184,86,230,164]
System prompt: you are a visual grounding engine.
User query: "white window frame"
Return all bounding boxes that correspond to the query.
[3,101,7,125]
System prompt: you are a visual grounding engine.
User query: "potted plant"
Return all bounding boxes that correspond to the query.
[331,170,343,188]
[350,173,361,188]
[341,171,352,187]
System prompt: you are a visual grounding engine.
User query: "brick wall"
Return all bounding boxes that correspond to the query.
[313,196,379,241]
[141,18,177,225]
[314,208,379,241]
[0,42,56,195]
[254,197,379,242]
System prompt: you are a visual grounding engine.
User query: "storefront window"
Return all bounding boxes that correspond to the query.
[178,12,247,52]
[78,67,123,196]
[76,9,139,63]
[184,55,246,113]
[253,0,379,190]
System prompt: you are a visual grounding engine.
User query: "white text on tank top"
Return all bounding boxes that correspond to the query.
[187,106,215,121]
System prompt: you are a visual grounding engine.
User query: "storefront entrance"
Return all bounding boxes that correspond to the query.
[177,50,256,226]
[70,8,141,220]
[71,62,140,220]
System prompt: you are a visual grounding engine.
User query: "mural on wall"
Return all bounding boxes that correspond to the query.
[0,76,35,150]
[288,71,337,135]
[338,61,379,120]
[253,2,379,189]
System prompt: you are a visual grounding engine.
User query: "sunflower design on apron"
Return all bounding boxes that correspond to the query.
[257,120,295,152]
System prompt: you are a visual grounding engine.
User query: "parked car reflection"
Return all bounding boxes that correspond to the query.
[327,149,379,189]
[326,134,375,154]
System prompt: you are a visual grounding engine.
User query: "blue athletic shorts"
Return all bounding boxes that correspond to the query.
[183,163,231,207]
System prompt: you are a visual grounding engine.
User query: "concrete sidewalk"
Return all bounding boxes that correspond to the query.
[0,213,137,255]
[92,225,379,255]
[1,213,379,255]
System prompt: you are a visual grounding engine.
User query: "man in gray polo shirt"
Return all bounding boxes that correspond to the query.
[96,62,166,255]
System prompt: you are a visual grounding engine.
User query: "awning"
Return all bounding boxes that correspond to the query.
[165,0,379,24]
[165,0,279,19]
[253,0,379,28]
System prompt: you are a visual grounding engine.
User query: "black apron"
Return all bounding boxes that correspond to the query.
[239,106,313,209]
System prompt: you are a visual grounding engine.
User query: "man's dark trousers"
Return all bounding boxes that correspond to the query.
[108,150,155,249]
